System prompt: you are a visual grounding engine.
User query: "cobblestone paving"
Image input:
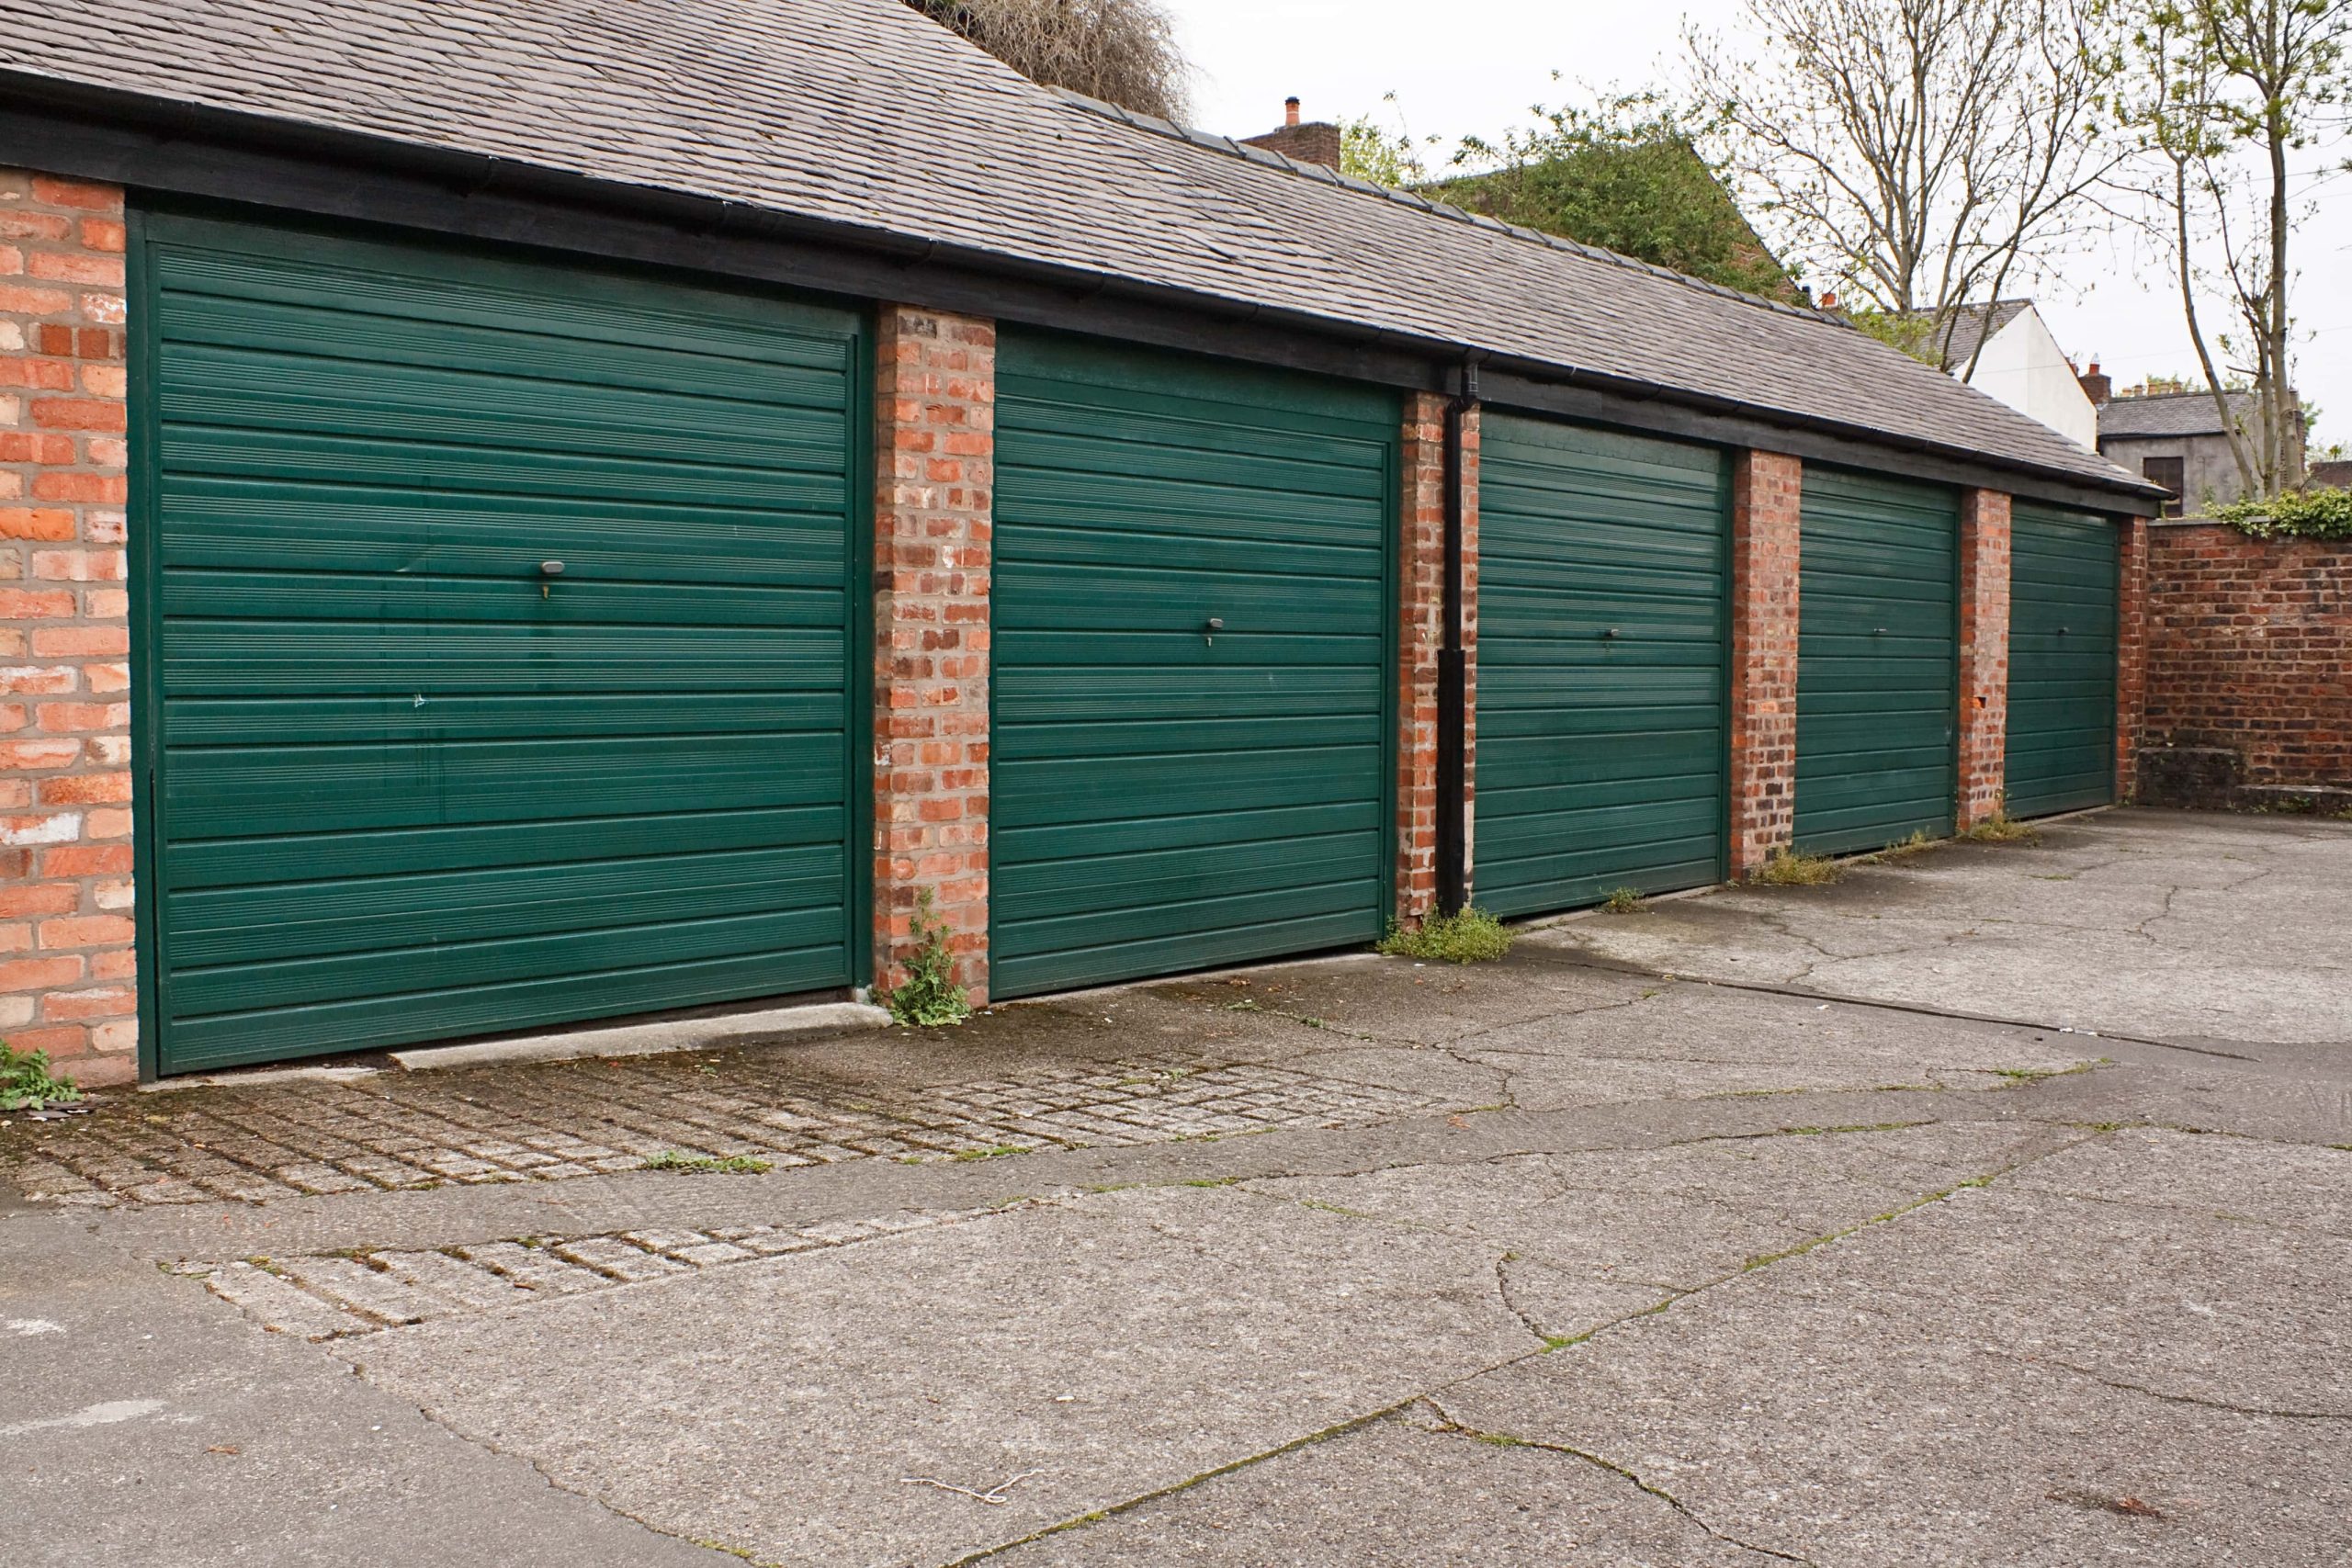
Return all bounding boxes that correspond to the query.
[2,1053,1437,1208]
[192,1201,1029,1341]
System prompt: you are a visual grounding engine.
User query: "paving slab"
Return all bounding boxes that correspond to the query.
[1537,811,2352,1049]
[0,1210,730,1568]
[986,1409,1789,1566]
[1246,1121,2050,1292]
[339,1184,1550,1567]
[1435,1131,2352,1567]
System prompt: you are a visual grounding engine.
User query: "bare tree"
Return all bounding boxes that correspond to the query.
[1688,0,2125,376]
[906,0,1192,122]
[2100,0,2350,496]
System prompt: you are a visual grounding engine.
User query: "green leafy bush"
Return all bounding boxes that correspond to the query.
[883,888,974,1027]
[2207,487,2352,540]
[1377,907,1512,963]
[0,1041,84,1112]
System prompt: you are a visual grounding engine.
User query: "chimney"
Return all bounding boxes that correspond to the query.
[2078,360,2112,406]
[1240,97,1343,173]
[1818,290,1838,311]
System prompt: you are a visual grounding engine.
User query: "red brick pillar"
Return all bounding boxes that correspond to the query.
[873,305,993,1006]
[2114,513,2150,800]
[0,171,134,1088]
[1396,394,1476,922]
[1728,450,1802,876]
[1956,489,2012,829]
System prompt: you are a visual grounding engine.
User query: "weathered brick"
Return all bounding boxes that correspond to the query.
[871,304,992,1005]
[1395,393,1476,922]
[1728,450,1803,875]
[2138,523,2346,797]
[1956,490,2012,828]
[0,166,130,1081]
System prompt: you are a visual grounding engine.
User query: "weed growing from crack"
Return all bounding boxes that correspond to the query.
[880,888,972,1028]
[1601,886,1644,914]
[1961,811,2040,845]
[0,1040,83,1112]
[1748,848,1840,886]
[952,1145,1024,1162]
[1865,829,1939,863]
[1377,907,1512,963]
[640,1151,773,1175]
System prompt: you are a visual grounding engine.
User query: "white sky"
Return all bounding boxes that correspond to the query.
[1162,0,2352,450]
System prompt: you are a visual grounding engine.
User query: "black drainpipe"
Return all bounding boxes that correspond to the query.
[1435,356,1480,914]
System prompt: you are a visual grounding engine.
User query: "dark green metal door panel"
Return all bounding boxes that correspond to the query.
[1476,415,1730,916]
[2006,504,2119,818]
[133,213,863,1073]
[992,330,1396,997]
[1794,467,1960,855]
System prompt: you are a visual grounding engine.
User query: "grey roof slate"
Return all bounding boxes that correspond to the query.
[0,0,2148,495]
[2098,389,2268,439]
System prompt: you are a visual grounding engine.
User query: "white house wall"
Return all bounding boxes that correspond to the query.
[1962,312,2099,451]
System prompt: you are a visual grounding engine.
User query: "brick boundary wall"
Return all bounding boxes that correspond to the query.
[1395,396,1477,923]
[1726,449,1802,876]
[2138,521,2351,802]
[1,170,134,1088]
[872,305,993,1006]
[2114,514,2150,797]
[1955,489,2012,828]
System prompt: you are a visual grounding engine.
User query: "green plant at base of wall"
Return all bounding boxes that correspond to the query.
[1600,886,1645,914]
[0,1042,84,1112]
[1377,908,1513,963]
[2206,487,2352,540]
[1749,849,1841,886]
[883,888,974,1027]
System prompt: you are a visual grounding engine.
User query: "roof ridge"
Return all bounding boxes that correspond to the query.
[1049,86,1852,334]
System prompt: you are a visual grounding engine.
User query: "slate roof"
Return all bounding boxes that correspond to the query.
[2098,390,2269,439]
[0,0,2149,496]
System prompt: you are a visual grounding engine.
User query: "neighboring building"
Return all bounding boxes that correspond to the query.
[1916,300,2101,452]
[0,0,2159,1085]
[2307,458,2352,491]
[2095,389,2306,516]
[1240,96,1340,169]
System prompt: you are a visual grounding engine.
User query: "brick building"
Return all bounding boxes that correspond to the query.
[0,0,2160,1083]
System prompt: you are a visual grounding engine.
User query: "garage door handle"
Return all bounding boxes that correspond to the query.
[1601,627,1619,639]
[2058,626,2070,636]
[1204,616,1223,648]
[540,560,566,575]
[1872,626,1888,636]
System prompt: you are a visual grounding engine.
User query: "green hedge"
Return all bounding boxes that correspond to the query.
[2206,487,2352,541]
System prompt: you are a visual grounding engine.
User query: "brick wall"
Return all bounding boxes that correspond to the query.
[1727,449,1802,875]
[872,305,993,1005]
[1,171,133,1087]
[2140,521,2350,798]
[1396,394,1476,921]
[2115,514,2150,795]
[1956,489,2012,828]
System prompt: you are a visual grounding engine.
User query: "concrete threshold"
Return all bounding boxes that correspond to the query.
[386,1001,892,1073]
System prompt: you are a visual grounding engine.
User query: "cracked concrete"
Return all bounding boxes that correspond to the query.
[4,808,2347,1565]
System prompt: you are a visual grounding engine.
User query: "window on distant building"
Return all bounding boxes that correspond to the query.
[2142,456,2185,518]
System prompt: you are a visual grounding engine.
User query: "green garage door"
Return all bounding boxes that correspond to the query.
[2006,503,2119,818]
[992,332,1396,996]
[137,215,861,1075]
[1477,416,1729,915]
[1794,468,1960,855]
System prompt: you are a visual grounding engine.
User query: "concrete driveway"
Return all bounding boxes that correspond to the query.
[4,808,2346,1566]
